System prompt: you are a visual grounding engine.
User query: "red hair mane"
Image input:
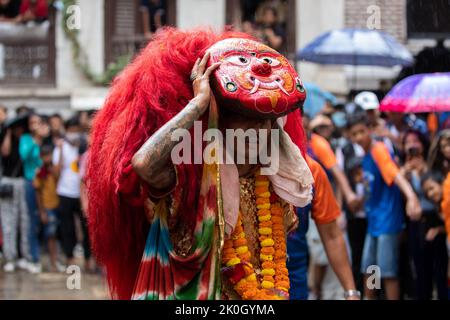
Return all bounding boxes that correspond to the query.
[86,27,306,300]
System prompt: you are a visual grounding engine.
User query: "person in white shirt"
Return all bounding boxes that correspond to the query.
[53,117,91,268]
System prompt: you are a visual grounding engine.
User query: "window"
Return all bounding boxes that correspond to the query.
[226,0,297,61]
[104,0,176,66]
[407,0,450,38]
[0,0,55,87]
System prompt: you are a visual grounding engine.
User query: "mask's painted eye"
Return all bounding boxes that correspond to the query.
[226,55,250,66]
[260,57,281,66]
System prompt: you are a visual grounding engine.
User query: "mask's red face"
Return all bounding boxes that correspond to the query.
[208,38,306,118]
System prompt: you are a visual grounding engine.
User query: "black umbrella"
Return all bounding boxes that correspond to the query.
[4,113,32,132]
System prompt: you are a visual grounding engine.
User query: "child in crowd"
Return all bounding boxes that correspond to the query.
[420,171,449,300]
[341,155,367,294]
[34,145,64,272]
[346,113,421,300]
[346,157,365,218]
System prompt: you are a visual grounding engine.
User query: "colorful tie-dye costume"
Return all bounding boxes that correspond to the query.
[86,28,309,300]
[132,187,221,300]
[132,100,224,300]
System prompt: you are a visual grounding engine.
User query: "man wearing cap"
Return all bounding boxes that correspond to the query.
[354,91,395,155]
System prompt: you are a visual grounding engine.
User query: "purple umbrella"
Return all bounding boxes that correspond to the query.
[380,72,450,113]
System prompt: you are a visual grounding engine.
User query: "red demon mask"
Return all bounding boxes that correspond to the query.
[208,38,306,118]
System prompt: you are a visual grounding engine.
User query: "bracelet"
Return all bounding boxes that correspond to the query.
[343,289,361,299]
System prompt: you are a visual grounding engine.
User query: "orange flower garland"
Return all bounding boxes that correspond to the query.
[221,172,289,300]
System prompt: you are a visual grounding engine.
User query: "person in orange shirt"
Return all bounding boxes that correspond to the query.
[306,114,360,213]
[287,155,359,300]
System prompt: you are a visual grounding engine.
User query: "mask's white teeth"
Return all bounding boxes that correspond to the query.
[250,78,260,94]
[276,81,289,95]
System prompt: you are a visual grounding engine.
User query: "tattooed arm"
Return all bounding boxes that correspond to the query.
[132,99,207,190]
[132,52,221,191]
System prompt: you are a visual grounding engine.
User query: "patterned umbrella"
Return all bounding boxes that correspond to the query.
[380,73,450,113]
[298,28,413,67]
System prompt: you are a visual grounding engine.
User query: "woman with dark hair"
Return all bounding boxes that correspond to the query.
[428,129,450,256]
[428,129,450,175]
[19,113,49,273]
[420,171,449,300]
[401,129,447,300]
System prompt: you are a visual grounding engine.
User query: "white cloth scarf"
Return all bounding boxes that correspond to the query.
[219,116,314,236]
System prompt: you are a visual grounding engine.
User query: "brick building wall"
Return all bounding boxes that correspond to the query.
[344,0,407,43]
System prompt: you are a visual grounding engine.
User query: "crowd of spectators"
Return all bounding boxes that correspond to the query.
[0,105,96,274]
[303,92,450,300]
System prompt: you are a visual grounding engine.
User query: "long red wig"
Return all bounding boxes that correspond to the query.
[86,27,306,300]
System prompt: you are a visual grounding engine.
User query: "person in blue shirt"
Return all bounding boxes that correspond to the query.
[19,113,48,273]
[287,203,310,299]
[20,115,43,181]
[346,112,422,300]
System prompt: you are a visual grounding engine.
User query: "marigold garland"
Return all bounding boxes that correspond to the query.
[221,171,289,300]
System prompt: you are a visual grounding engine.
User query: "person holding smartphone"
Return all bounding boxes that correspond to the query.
[400,129,446,300]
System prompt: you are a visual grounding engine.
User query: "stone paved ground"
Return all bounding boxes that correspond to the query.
[0,257,109,300]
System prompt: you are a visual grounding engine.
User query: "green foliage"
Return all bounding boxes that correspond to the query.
[60,0,131,86]
[100,53,133,85]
